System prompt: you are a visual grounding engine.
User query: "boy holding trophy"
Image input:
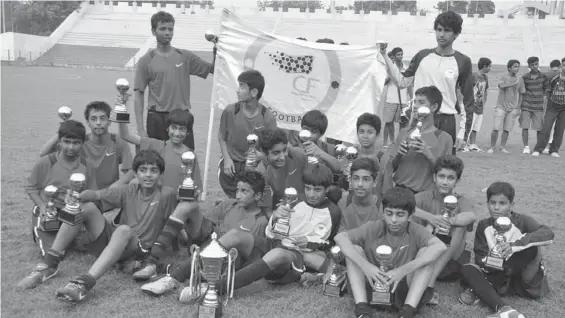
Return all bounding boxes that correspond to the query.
[335,187,447,318]
[459,182,554,318]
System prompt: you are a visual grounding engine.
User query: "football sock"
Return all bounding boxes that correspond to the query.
[461,264,507,311]
[148,217,184,263]
[44,249,64,268]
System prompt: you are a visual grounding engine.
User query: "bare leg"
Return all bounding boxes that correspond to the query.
[469,131,477,145]
[404,249,434,308]
[218,229,254,259]
[51,202,106,254]
[427,227,465,287]
[490,130,499,148]
[501,130,510,148]
[346,245,369,303]
[522,129,529,147]
[88,225,138,279]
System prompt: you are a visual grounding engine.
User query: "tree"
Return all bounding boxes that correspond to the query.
[468,0,495,14]
[352,1,417,12]
[435,1,468,13]
[1,1,81,36]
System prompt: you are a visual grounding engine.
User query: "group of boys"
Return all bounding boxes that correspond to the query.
[17,10,556,318]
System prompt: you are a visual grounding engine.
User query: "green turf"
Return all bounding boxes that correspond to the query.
[1,65,564,318]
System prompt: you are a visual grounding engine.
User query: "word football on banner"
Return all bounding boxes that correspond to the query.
[210,9,387,143]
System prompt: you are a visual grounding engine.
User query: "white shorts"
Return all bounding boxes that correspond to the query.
[471,114,484,132]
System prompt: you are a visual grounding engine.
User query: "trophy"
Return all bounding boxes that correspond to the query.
[323,246,347,297]
[58,106,72,121]
[205,29,218,43]
[334,144,347,161]
[299,130,319,164]
[245,134,260,170]
[484,217,513,271]
[190,232,237,318]
[272,187,298,237]
[409,106,430,143]
[39,185,61,232]
[109,78,131,123]
[434,195,458,244]
[343,147,359,189]
[370,245,393,306]
[58,173,87,225]
[178,151,197,201]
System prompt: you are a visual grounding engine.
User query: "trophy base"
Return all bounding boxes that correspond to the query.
[272,222,290,237]
[178,187,196,201]
[198,304,222,318]
[323,282,345,297]
[58,208,84,226]
[485,255,504,271]
[435,233,452,246]
[40,218,61,232]
[110,111,130,123]
[370,290,391,306]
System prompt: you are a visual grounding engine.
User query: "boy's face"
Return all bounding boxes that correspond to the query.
[236,82,256,102]
[487,194,513,220]
[394,51,403,63]
[509,63,520,75]
[87,109,110,136]
[435,24,458,48]
[482,64,492,73]
[433,168,458,195]
[135,163,161,189]
[152,21,173,45]
[305,184,327,206]
[351,168,376,198]
[266,142,288,168]
[413,95,437,117]
[383,207,410,235]
[235,181,259,208]
[357,124,378,148]
[168,124,188,145]
[301,124,321,143]
[561,62,565,74]
[59,137,83,158]
[529,61,539,72]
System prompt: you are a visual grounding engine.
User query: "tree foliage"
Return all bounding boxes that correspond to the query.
[1,1,81,36]
[468,0,495,14]
[353,1,418,12]
[435,1,468,13]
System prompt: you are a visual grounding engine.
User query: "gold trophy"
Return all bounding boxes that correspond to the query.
[323,246,347,297]
[434,195,458,244]
[485,217,513,271]
[245,134,260,170]
[343,146,359,189]
[190,232,237,318]
[58,106,72,121]
[178,151,197,201]
[58,173,87,225]
[272,187,298,237]
[39,185,61,232]
[109,78,131,123]
[299,130,319,164]
[205,29,218,43]
[370,245,393,306]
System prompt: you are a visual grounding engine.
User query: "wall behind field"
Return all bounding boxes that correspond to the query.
[1,32,48,61]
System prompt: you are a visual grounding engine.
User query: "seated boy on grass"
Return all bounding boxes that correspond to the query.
[18,150,178,305]
[413,155,476,304]
[335,187,447,318]
[137,170,271,292]
[458,181,554,318]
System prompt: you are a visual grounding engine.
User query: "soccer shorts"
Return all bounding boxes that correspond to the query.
[85,218,147,260]
[493,108,517,131]
[471,113,484,132]
[263,242,305,285]
[519,110,543,131]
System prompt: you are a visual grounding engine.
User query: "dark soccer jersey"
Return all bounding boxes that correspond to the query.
[266,147,308,204]
[415,188,475,231]
[521,71,550,112]
[204,199,268,239]
[337,194,382,233]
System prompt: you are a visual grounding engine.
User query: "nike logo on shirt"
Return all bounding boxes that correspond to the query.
[176,63,184,67]
[105,152,116,157]
[240,225,251,232]
[150,201,159,206]
[399,245,409,251]
[289,169,297,175]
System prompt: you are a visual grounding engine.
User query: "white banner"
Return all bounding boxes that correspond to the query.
[210,9,388,143]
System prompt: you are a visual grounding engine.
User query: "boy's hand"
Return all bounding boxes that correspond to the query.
[410,138,433,159]
[385,267,409,293]
[397,141,409,156]
[223,157,236,178]
[362,263,388,288]
[514,109,521,119]
[289,236,308,247]
[303,141,322,157]
[429,214,451,231]
[272,204,292,219]
[497,242,513,259]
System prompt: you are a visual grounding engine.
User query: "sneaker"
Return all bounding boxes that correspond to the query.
[141,275,180,297]
[462,145,471,152]
[486,305,525,318]
[543,147,550,154]
[501,148,510,154]
[522,146,530,154]
[300,272,325,287]
[354,302,374,318]
[56,278,89,304]
[17,263,58,290]
[179,282,209,304]
[551,152,560,158]
[428,291,440,305]
[459,288,479,305]
[531,151,540,156]
[487,148,495,154]
[469,144,483,152]
[133,262,157,281]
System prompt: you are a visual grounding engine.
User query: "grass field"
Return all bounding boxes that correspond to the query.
[1,64,564,318]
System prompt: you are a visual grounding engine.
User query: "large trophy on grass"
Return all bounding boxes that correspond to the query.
[370,245,393,306]
[484,217,513,271]
[272,187,298,237]
[178,151,197,201]
[323,246,347,297]
[245,134,260,170]
[109,78,131,123]
[39,185,61,231]
[58,173,86,225]
[189,232,237,318]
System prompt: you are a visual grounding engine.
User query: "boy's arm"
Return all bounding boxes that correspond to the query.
[517,78,526,108]
[110,139,135,187]
[80,186,127,208]
[498,75,519,89]
[26,159,48,208]
[38,133,59,157]
[450,196,476,227]
[383,53,415,89]
[395,235,446,276]
[391,129,409,171]
[473,220,490,267]
[317,150,342,173]
[457,56,475,119]
[335,232,374,268]
[133,55,149,137]
[218,108,232,162]
[510,215,554,253]
[109,170,135,188]
[187,50,214,77]
[118,122,142,146]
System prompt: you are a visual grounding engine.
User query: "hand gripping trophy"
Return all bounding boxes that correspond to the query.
[323,246,348,297]
[178,151,197,201]
[343,146,359,189]
[245,134,260,170]
[299,130,319,164]
[272,188,298,237]
[38,185,60,231]
[109,78,131,123]
[433,195,458,245]
[409,106,430,144]
[58,173,87,225]
[484,217,513,271]
[370,245,393,306]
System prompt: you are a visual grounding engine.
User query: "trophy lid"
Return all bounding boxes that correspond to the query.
[200,232,228,259]
[299,130,312,139]
[58,106,72,117]
[115,78,130,89]
[247,134,259,142]
[70,173,86,182]
[205,29,217,42]
[496,217,511,227]
[335,144,347,152]
[284,187,298,196]
[417,107,430,116]
[181,151,196,165]
[376,245,392,255]
[330,245,341,255]
[444,195,458,204]
[44,185,58,197]
[345,146,358,155]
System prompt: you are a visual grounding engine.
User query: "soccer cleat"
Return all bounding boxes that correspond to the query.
[56,278,89,304]
[487,148,494,154]
[486,306,525,318]
[531,151,540,156]
[133,262,157,281]
[501,148,510,154]
[17,263,59,290]
[551,152,560,158]
[179,283,209,304]
[141,275,180,297]
[458,288,480,305]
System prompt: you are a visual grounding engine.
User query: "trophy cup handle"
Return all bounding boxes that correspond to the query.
[226,248,239,302]
[189,245,201,295]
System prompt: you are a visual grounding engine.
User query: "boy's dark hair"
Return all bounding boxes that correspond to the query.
[391,47,403,56]
[486,181,515,203]
[166,109,194,131]
[258,128,288,154]
[434,11,463,34]
[316,38,335,44]
[296,37,307,41]
[350,157,379,179]
[339,42,349,45]
[133,149,165,173]
[507,59,520,69]
[382,187,416,215]
[478,57,492,70]
[356,113,382,135]
[84,101,111,120]
[561,57,565,64]
[434,155,464,179]
[237,70,265,100]
[236,170,266,195]
[549,59,561,68]
[527,56,539,66]
[302,110,328,135]
[151,11,175,29]
[58,120,86,141]
[302,163,332,188]
[415,86,443,114]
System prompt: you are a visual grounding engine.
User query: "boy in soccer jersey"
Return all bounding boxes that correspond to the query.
[18,150,177,304]
[140,170,270,297]
[392,86,453,194]
[459,182,554,318]
[27,120,97,254]
[335,187,447,318]
[413,155,476,304]
[464,57,491,152]
[218,70,277,198]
